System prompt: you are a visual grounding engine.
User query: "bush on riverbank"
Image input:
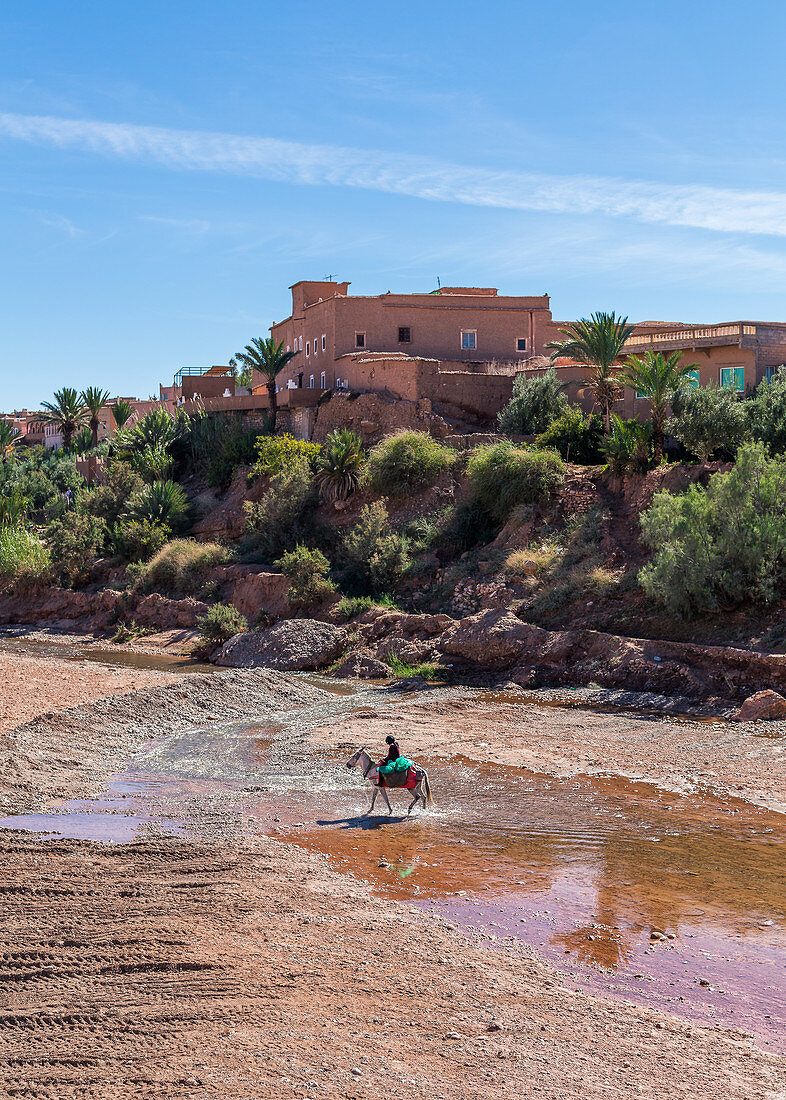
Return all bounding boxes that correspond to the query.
[196,602,248,647]
[640,443,786,617]
[275,544,335,608]
[0,524,50,584]
[130,538,230,594]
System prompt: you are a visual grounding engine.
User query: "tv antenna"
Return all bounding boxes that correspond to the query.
[324,273,335,282]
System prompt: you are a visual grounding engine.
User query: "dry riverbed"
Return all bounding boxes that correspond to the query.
[0,645,784,1098]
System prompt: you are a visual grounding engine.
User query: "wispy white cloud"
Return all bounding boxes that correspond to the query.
[5,111,786,238]
[35,211,82,238]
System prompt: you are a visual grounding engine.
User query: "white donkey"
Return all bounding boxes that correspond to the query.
[346,747,432,816]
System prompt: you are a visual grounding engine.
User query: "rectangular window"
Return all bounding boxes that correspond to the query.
[286,344,290,353]
[309,375,314,389]
[720,366,745,392]
[320,371,326,389]
[305,341,310,357]
[461,329,477,350]
[321,334,326,351]
[686,369,700,387]
[298,335,303,351]
[398,326,411,343]
[355,332,366,348]
[516,337,527,352]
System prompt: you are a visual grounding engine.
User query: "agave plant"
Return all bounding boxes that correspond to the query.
[314,428,365,503]
[133,444,174,483]
[604,414,652,476]
[110,397,134,433]
[125,479,189,528]
[0,422,19,460]
[117,406,186,457]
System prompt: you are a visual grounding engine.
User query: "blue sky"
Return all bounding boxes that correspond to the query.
[3,0,786,408]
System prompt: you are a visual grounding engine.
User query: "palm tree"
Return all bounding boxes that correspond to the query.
[80,387,112,447]
[619,350,698,463]
[110,398,134,433]
[230,338,295,432]
[0,422,19,460]
[546,311,635,432]
[40,387,88,449]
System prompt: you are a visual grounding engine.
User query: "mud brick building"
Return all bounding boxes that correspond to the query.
[524,319,786,420]
[254,280,562,428]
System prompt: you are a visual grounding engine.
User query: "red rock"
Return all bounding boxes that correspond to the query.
[733,690,786,722]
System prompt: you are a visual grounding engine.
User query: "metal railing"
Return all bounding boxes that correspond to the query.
[623,323,756,349]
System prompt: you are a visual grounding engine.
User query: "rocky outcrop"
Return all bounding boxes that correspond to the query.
[134,593,208,630]
[215,619,347,671]
[190,466,267,542]
[332,654,391,679]
[733,690,786,722]
[219,567,291,621]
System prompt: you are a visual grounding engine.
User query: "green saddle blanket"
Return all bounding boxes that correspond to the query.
[378,756,414,775]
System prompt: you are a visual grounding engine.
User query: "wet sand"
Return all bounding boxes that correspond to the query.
[306,691,786,812]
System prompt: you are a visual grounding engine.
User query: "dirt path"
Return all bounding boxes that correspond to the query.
[306,691,786,812]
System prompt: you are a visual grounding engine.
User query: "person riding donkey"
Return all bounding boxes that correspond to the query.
[376,735,415,787]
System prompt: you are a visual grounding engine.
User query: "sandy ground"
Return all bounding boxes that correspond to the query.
[0,646,177,733]
[1,830,783,1100]
[1,657,785,1097]
[306,691,786,813]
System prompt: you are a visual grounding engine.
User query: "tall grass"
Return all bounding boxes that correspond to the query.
[0,525,50,583]
[131,538,230,594]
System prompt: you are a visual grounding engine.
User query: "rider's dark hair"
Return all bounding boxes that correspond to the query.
[385,734,396,745]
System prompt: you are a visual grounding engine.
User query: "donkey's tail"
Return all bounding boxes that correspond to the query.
[422,771,433,806]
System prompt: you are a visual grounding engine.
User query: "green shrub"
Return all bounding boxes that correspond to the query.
[668,383,748,463]
[0,525,50,583]
[388,654,451,681]
[603,415,652,476]
[497,369,569,435]
[334,593,400,621]
[125,480,189,530]
[243,463,318,560]
[536,408,605,464]
[747,367,786,454]
[275,544,336,608]
[188,412,263,488]
[108,518,170,563]
[47,512,106,588]
[132,445,174,483]
[314,428,364,503]
[639,443,786,617]
[466,442,564,522]
[341,501,411,595]
[250,434,321,478]
[196,602,248,647]
[116,406,186,458]
[80,462,143,526]
[133,538,230,594]
[365,431,455,496]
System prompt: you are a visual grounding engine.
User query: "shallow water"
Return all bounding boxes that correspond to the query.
[0,694,784,1049]
[0,631,214,673]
